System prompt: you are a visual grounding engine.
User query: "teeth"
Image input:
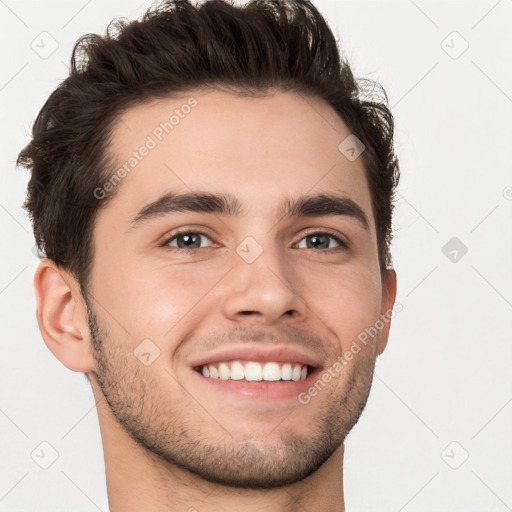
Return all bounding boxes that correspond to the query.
[262,362,281,381]
[245,361,263,381]
[281,363,292,380]
[230,361,245,380]
[219,362,230,380]
[200,361,310,382]
[291,363,302,381]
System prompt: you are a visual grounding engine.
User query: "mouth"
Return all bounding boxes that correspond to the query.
[193,360,314,382]
[189,345,323,401]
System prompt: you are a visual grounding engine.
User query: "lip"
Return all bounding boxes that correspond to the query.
[189,345,323,370]
[191,364,323,401]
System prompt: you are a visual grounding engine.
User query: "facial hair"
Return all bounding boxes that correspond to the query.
[84,293,378,489]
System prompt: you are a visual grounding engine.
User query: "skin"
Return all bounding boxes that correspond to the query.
[34,88,397,512]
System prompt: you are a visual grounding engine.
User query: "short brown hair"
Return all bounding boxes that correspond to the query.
[17,0,399,295]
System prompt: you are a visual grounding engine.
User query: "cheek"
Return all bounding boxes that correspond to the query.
[299,264,382,353]
[111,261,225,340]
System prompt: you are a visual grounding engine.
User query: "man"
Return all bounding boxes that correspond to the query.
[18,0,399,509]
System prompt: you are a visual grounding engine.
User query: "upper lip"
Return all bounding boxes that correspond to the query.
[190,345,323,370]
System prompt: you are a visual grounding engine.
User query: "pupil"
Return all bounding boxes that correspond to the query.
[308,234,328,249]
[179,233,200,248]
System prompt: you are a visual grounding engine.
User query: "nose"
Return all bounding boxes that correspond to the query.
[220,241,307,326]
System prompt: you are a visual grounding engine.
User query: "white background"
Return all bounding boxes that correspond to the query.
[1,1,511,511]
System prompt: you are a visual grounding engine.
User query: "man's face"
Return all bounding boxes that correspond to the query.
[85,89,395,488]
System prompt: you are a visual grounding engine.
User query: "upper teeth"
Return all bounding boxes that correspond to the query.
[199,361,309,381]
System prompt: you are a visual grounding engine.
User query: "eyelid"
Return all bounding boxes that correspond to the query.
[297,227,349,249]
[158,227,216,248]
[159,226,349,250]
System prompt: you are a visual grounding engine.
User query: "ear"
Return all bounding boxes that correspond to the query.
[33,259,95,373]
[376,268,397,356]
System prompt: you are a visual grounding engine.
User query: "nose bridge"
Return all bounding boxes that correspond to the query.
[221,232,305,322]
[239,236,289,289]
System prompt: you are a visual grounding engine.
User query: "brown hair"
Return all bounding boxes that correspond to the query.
[17,0,399,295]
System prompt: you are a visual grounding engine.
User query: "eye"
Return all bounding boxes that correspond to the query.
[160,229,347,252]
[163,231,213,250]
[297,232,347,250]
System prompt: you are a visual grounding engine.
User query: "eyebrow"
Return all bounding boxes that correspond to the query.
[127,191,370,232]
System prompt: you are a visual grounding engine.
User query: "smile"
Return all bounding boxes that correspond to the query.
[195,360,311,382]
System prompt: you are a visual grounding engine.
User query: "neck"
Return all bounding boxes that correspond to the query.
[92,387,346,512]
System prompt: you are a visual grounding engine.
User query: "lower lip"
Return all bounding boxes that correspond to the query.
[191,367,321,400]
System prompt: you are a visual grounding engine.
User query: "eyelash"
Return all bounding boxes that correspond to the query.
[159,228,349,252]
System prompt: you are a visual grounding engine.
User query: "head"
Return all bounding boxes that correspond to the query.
[20,0,399,489]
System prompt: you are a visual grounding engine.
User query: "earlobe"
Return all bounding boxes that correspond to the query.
[376,268,397,356]
[33,259,95,373]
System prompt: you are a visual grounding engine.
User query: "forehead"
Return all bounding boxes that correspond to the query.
[100,88,373,226]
